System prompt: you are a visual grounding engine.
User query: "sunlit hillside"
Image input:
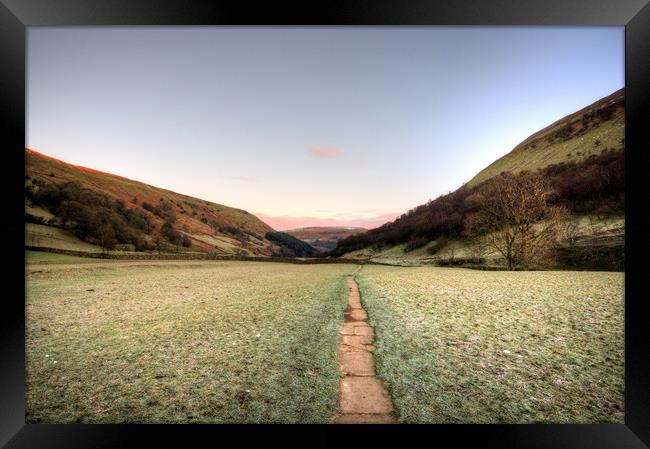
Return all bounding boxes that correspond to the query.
[25,149,300,256]
[468,88,624,187]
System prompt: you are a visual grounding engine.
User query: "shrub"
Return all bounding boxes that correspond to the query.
[152,200,176,223]
[26,180,152,252]
[426,237,449,255]
[404,236,430,253]
[161,220,181,244]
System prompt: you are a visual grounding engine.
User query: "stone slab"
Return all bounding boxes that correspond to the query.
[332,414,396,424]
[339,377,394,415]
[339,351,375,377]
[354,326,373,337]
[348,297,362,306]
[349,309,368,321]
[346,321,367,326]
[341,334,373,346]
[340,343,375,353]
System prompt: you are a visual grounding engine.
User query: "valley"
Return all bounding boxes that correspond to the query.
[285,226,366,253]
[26,89,624,271]
[24,88,626,424]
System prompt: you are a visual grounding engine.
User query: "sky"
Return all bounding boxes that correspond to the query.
[27,27,624,230]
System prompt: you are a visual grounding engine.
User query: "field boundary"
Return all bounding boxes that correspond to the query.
[26,245,365,265]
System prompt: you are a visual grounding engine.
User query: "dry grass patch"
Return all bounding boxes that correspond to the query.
[26,223,104,253]
[26,256,355,423]
[356,266,624,423]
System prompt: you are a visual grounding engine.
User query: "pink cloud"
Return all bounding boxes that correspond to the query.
[307,147,345,159]
[256,213,399,231]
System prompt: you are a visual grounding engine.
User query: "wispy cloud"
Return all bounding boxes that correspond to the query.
[307,146,345,159]
[224,175,258,183]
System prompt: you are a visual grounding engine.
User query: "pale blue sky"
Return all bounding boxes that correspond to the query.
[27,27,624,229]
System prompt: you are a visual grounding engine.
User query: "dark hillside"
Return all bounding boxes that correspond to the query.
[332,148,624,258]
[332,88,625,263]
[25,148,301,257]
[265,232,318,257]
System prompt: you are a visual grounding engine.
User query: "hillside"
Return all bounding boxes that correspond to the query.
[468,88,624,187]
[285,227,366,253]
[332,89,625,269]
[25,148,313,257]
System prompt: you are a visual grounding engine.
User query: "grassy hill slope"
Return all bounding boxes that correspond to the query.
[468,88,624,187]
[333,89,625,269]
[25,149,295,256]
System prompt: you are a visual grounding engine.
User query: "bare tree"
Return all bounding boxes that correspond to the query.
[467,235,488,261]
[154,234,164,254]
[96,224,117,254]
[555,215,582,247]
[470,172,568,270]
[445,244,456,262]
[463,212,488,261]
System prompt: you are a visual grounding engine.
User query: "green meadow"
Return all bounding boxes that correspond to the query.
[26,253,623,423]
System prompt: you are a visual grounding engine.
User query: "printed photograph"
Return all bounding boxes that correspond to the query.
[25,27,624,424]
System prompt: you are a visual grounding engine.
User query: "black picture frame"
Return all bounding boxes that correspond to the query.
[1,1,649,447]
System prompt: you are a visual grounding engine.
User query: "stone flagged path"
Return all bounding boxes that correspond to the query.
[331,274,396,424]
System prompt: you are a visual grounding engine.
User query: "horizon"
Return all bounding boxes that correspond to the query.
[27,27,624,230]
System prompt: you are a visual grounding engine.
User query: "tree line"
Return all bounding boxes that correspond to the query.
[26,179,191,252]
[331,148,624,269]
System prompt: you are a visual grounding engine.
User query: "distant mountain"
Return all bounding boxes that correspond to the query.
[285,226,366,253]
[332,89,625,266]
[25,149,310,257]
